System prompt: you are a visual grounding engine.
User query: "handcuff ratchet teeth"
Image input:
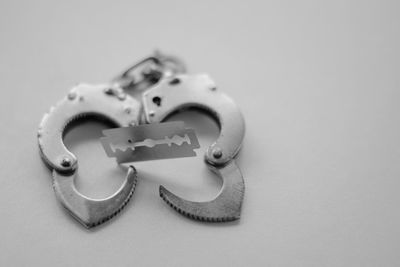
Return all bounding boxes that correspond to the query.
[38,84,141,228]
[38,52,245,227]
[142,74,245,222]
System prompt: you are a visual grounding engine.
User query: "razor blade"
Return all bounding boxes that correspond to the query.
[100,121,200,163]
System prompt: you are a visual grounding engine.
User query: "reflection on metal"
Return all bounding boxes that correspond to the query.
[38,52,246,227]
[142,74,246,222]
[112,51,187,91]
[101,121,200,163]
[38,84,140,228]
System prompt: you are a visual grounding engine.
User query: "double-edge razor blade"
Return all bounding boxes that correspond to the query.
[100,121,200,163]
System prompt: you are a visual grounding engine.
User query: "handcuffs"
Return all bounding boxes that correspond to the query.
[38,52,245,228]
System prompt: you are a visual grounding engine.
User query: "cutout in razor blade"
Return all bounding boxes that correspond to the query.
[110,134,192,153]
[100,121,201,163]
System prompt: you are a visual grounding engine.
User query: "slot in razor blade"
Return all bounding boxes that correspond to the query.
[100,121,200,163]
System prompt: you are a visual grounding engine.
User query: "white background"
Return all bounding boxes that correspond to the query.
[0,1,399,266]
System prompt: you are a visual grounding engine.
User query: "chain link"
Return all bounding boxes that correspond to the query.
[112,51,186,91]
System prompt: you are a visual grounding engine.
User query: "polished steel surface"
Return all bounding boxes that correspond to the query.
[142,74,245,221]
[38,84,141,228]
[112,51,186,91]
[142,74,245,166]
[101,121,200,163]
[53,166,137,228]
[160,161,244,221]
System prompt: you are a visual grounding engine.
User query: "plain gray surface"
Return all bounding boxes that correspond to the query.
[1,1,399,266]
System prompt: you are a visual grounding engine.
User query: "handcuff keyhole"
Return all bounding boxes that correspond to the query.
[152,96,162,107]
[169,77,181,85]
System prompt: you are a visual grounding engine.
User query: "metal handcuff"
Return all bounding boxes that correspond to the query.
[38,52,245,228]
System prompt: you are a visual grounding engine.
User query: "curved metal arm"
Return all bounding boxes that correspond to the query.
[53,166,137,228]
[142,74,245,166]
[142,74,245,221]
[38,84,141,228]
[160,161,244,221]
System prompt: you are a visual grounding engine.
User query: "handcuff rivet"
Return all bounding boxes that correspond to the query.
[212,147,223,159]
[60,157,72,167]
[118,92,127,101]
